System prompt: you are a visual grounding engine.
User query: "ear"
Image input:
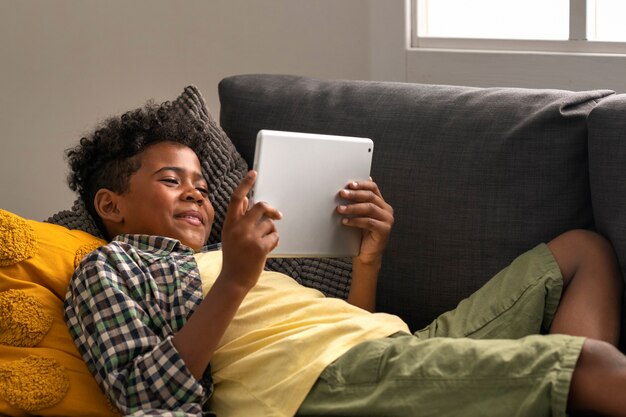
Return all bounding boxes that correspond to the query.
[94,189,124,225]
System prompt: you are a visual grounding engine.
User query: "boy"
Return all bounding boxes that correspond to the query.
[65,101,626,417]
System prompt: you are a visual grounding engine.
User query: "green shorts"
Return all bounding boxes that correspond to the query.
[297,244,585,417]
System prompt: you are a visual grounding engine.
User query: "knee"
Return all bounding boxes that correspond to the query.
[547,230,620,280]
[569,338,626,414]
[549,230,614,257]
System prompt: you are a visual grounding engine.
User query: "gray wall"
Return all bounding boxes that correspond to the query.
[2,0,404,220]
[11,0,618,221]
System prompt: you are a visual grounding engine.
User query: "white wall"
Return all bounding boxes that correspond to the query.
[1,0,386,220]
[406,48,626,93]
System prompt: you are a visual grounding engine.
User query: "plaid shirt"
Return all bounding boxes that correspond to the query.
[64,234,215,417]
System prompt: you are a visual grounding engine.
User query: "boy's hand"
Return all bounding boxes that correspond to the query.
[220,170,282,290]
[337,179,394,266]
[175,171,280,376]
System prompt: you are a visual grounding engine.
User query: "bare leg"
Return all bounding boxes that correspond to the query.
[568,339,626,416]
[547,230,623,346]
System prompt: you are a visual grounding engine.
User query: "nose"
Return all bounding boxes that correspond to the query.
[183,186,204,204]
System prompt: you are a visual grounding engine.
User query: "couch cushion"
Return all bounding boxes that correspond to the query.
[589,94,626,270]
[219,74,613,331]
[0,209,118,416]
[588,94,626,345]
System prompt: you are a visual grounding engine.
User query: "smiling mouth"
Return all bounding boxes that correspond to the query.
[176,213,204,226]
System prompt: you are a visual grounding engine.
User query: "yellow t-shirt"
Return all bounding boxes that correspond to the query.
[194,251,410,417]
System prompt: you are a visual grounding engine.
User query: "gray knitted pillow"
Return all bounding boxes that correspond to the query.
[47,85,352,298]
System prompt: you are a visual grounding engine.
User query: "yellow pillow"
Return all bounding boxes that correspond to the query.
[0,209,120,416]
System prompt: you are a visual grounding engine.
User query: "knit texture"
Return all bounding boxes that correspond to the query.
[46,85,352,299]
[0,210,38,266]
[0,209,118,416]
[0,356,69,412]
[74,241,108,269]
[0,290,53,347]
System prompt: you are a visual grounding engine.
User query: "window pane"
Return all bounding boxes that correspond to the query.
[588,0,626,41]
[418,0,569,40]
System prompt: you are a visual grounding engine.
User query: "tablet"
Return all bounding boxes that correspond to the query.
[251,129,373,258]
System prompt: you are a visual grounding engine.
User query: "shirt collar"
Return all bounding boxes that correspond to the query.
[114,234,196,257]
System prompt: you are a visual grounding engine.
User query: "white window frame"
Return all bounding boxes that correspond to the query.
[411,0,626,54]
[403,0,626,92]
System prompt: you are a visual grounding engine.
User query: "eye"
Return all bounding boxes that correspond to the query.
[196,186,209,197]
[161,177,180,186]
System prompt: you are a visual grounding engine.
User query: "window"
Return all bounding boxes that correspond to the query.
[417,0,569,41]
[589,0,626,41]
[412,0,626,53]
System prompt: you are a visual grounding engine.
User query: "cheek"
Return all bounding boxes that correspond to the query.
[204,204,215,225]
[204,199,214,216]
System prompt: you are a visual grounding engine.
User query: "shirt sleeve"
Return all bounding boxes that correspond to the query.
[64,247,212,415]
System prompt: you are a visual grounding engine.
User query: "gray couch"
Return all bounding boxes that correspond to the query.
[218,74,626,348]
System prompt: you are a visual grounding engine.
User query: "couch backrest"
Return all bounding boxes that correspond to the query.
[589,95,626,277]
[219,74,614,332]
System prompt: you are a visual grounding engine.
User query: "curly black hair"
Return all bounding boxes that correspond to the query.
[66,100,207,236]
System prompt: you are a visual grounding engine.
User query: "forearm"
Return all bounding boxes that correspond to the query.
[347,257,382,312]
[176,168,280,377]
[173,274,250,379]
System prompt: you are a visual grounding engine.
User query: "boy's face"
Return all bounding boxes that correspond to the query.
[112,141,214,251]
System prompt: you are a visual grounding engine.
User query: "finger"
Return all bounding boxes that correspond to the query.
[347,179,382,194]
[339,188,382,205]
[339,190,393,220]
[256,215,279,235]
[341,216,392,235]
[262,231,280,252]
[345,180,385,201]
[247,201,283,221]
[227,171,257,219]
[337,202,392,223]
